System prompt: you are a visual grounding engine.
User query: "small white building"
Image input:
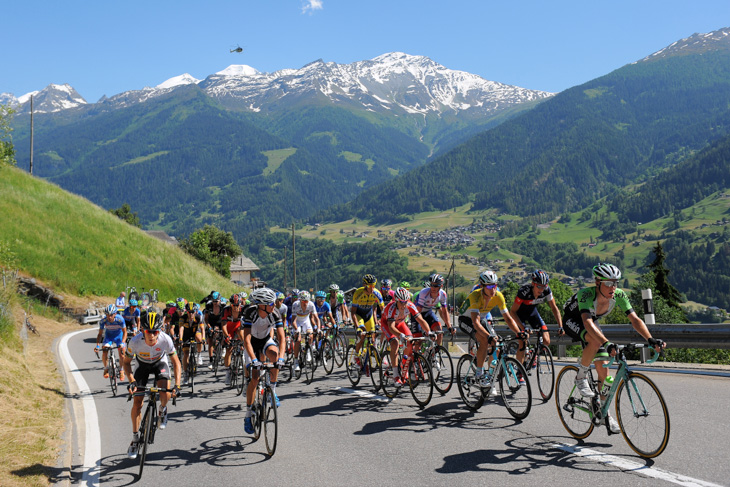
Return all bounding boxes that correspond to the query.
[230,254,261,287]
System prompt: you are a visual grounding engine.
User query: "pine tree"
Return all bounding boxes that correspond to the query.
[647,242,683,309]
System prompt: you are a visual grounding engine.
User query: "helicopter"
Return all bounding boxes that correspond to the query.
[230,45,244,53]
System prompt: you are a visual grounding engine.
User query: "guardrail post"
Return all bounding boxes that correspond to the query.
[641,289,654,363]
[558,344,566,358]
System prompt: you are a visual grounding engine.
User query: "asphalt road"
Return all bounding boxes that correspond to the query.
[59,328,730,486]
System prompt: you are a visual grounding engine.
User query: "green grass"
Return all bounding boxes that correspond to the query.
[112,151,170,169]
[262,148,296,176]
[0,166,238,301]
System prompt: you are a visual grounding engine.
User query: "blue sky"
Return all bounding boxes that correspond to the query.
[2,0,729,102]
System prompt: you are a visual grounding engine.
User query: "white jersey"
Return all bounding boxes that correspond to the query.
[292,300,316,327]
[415,287,448,311]
[126,332,175,364]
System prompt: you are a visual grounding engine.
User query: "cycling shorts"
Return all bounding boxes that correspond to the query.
[355,314,376,333]
[297,321,315,335]
[181,326,202,345]
[516,307,549,332]
[102,332,125,348]
[458,316,496,340]
[563,317,610,360]
[245,336,278,365]
[133,359,171,388]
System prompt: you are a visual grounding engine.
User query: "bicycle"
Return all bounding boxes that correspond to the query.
[95,344,122,396]
[328,321,349,368]
[345,331,382,393]
[506,329,555,401]
[555,343,670,458]
[456,334,532,419]
[379,335,434,408]
[314,326,335,375]
[248,362,278,457]
[181,336,201,394]
[127,386,178,478]
[209,328,225,377]
[299,332,318,385]
[421,330,454,396]
[229,339,247,395]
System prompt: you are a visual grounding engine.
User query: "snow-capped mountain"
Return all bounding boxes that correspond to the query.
[200,52,553,116]
[6,53,552,118]
[638,27,730,63]
[10,84,87,113]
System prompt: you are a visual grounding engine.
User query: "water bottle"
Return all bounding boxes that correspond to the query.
[601,376,614,395]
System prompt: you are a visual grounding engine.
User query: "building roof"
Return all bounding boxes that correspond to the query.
[145,231,178,245]
[230,254,260,272]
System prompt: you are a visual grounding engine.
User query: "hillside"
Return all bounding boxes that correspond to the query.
[0,165,238,300]
[333,27,730,223]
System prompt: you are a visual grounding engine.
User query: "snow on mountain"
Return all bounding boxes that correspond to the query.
[156,73,200,90]
[215,65,260,77]
[638,27,730,63]
[14,84,86,113]
[0,92,19,107]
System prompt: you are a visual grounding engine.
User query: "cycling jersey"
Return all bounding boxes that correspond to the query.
[351,287,383,321]
[204,301,224,328]
[99,315,126,346]
[380,288,395,306]
[242,304,284,340]
[292,300,317,333]
[563,286,634,351]
[514,284,553,310]
[415,287,448,311]
[462,288,508,317]
[222,305,243,325]
[282,296,297,323]
[126,332,176,364]
[315,301,332,321]
[122,306,140,331]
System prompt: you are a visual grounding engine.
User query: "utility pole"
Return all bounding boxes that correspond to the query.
[29,95,34,175]
[284,246,288,292]
[292,223,297,288]
[313,259,319,291]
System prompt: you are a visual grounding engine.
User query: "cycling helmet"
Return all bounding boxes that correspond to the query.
[381,279,393,288]
[230,294,241,306]
[250,288,277,305]
[531,269,550,286]
[400,281,411,289]
[239,291,248,299]
[105,304,117,315]
[129,299,139,307]
[298,290,311,301]
[315,290,327,299]
[362,274,377,285]
[185,302,195,312]
[276,292,285,300]
[211,291,221,300]
[394,287,410,302]
[291,288,300,296]
[593,263,622,280]
[141,310,163,332]
[193,303,201,311]
[220,297,227,305]
[429,274,444,287]
[328,283,340,292]
[479,270,498,285]
[175,297,185,308]
[165,300,175,308]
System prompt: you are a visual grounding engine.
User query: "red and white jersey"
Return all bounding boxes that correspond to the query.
[382,300,420,323]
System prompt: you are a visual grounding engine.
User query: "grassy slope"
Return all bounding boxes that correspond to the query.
[0,165,239,300]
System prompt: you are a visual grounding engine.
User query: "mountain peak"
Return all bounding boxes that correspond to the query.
[156,73,200,90]
[215,65,260,77]
[639,27,730,63]
[14,84,86,113]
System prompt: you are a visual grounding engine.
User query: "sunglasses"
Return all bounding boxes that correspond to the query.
[431,284,442,288]
[534,284,547,289]
[601,280,619,288]
[483,284,497,290]
[144,330,160,335]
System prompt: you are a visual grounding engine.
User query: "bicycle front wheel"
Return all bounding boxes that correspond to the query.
[379,349,401,399]
[138,404,153,478]
[408,353,433,408]
[616,372,670,458]
[334,332,347,367]
[535,345,555,402]
[499,357,532,420]
[368,346,382,393]
[456,354,485,411]
[321,339,334,375]
[431,345,453,395]
[555,365,594,439]
[109,357,118,397]
[303,345,316,385]
[344,344,360,386]
[263,387,278,456]
[252,393,263,441]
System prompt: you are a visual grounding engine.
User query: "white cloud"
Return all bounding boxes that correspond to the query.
[302,0,323,14]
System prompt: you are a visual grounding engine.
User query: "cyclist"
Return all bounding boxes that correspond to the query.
[242,288,286,434]
[350,274,384,359]
[414,274,455,348]
[381,287,433,385]
[327,284,351,325]
[124,310,181,459]
[380,279,395,306]
[179,302,205,384]
[223,294,245,385]
[509,269,563,368]
[563,263,666,433]
[291,290,320,373]
[275,292,288,323]
[314,291,335,329]
[122,299,141,337]
[204,291,225,369]
[165,298,187,341]
[282,289,299,328]
[458,270,523,387]
[95,304,128,381]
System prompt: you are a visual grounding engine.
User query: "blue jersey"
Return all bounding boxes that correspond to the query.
[122,307,140,330]
[99,315,125,338]
[315,301,331,320]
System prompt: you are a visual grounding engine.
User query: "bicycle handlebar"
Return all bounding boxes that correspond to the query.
[127,386,179,405]
[603,343,663,368]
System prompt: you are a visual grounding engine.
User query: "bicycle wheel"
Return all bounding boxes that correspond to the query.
[334,332,347,367]
[263,387,278,456]
[235,355,247,395]
[109,357,118,397]
[252,391,263,441]
[321,339,335,375]
[467,337,478,356]
[615,372,670,458]
[277,361,292,384]
[408,353,433,408]
[535,345,555,402]
[456,354,485,411]
[430,345,453,396]
[367,346,381,393]
[213,340,223,377]
[138,404,153,478]
[499,357,532,420]
[345,345,361,386]
[303,345,315,385]
[555,365,594,439]
[379,350,401,399]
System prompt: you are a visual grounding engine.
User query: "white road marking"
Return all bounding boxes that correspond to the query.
[555,443,724,487]
[336,386,393,402]
[59,329,100,487]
